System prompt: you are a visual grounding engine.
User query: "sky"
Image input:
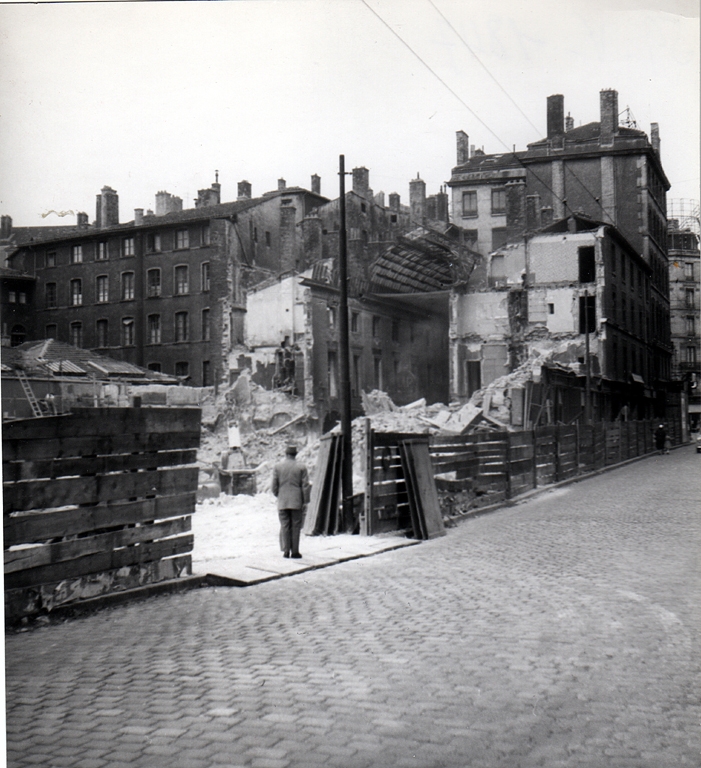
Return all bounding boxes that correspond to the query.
[0,0,698,227]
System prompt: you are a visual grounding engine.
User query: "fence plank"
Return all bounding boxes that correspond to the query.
[5,517,192,573]
[5,535,194,590]
[4,467,199,513]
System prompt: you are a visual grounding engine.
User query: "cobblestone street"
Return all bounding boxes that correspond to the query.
[6,446,700,768]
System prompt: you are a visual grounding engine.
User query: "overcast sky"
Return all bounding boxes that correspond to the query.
[0,0,698,227]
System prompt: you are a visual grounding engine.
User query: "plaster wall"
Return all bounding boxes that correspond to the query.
[245,276,306,348]
[528,232,594,284]
[454,292,510,338]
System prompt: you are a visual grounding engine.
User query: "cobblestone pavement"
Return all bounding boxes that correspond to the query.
[6,446,701,768]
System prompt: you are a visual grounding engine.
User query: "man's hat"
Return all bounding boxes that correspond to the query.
[285,444,298,456]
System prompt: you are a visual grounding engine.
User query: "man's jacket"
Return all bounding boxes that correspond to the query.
[272,458,311,510]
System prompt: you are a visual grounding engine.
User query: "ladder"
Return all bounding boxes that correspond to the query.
[16,369,44,418]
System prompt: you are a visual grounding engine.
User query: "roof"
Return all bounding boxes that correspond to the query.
[528,122,647,149]
[1,339,178,383]
[0,267,35,282]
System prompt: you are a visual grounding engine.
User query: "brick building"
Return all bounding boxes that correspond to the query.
[668,216,700,430]
[451,215,663,423]
[448,88,673,400]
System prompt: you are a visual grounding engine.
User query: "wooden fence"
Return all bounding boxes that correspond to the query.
[3,407,201,621]
[363,419,676,532]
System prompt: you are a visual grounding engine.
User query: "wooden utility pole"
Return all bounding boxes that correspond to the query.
[338,155,353,529]
[584,289,592,424]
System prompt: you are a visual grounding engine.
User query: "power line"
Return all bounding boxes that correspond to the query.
[426,0,543,138]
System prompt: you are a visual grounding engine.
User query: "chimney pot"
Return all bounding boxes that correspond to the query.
[311,174,321,195]
[278,178,286,191]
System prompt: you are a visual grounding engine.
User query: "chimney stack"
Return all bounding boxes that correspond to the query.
[547,94,565,139]
[565,113,574,132]
[237,180,252,200]
[352,167,370,199]
[526,194,541,231]
[456,130,470,165]
[278,178,286,192]
[76,212,89,229]
[195,178,221,208]
[134,209,144,226]
[650,122,660,157]
[96,186,119,229]
[311,174,321,195]
[600,89,619,146]
[389,193,400,212]
[409,173,426,225]
[155,191,182,217]
[0,215,12,240]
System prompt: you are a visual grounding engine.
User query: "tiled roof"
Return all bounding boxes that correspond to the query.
[527,122,647,149]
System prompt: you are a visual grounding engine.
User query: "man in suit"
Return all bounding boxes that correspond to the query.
[272,444,310,559]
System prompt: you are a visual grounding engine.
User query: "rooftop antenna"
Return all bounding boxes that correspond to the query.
[215,170,219,183]
[619,106,638,129]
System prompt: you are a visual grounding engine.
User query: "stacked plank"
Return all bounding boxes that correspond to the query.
[3,407,200,621]
[303,434,345,536]
[398,438,445,540]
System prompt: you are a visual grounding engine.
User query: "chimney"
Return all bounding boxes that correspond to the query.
[409,173,426,225]
[76,212,89,229]
[374,191,385,208]
[389,193,401,212]
[505,181,526,241]
[311,174,321,195]
[96,186,119,228]
[540,207,554,228]
[134,209,144,226]
[0,215,12,240]
[278,178,286,192]
[650,122,660,157]
[547,94,565,139]
[237,180,252,200]
[456,130,470,165]
[352,167,370,199]
[600,89,619,146]
[146,209,154,216]
[526,194,541,231]
[195,180,221,208]
[155,191,182,217]
[565,113,574,132]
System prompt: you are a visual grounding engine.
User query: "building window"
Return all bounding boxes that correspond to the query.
[491,188,506,214]
[328,305,336,329]
[579,295,596,334]
[146,233,161,253]
[122,237,135,257]
[684,262,694,280]
[372,315,380,338]
[147,268,161,297]
[462,191,477,217]
[201,308,210,341]
[265,231,271,247]
[176,229,190,250]
[175,311,189,342]
[578,246,596,283]
[70,321,83,348]
[328,350,338,398]
[121,317,135,346]
[373,354,382,389]
[7,291,15,303]
[97,241,108,261]
[351,312,359,333]
[686,316,695,335]
[121,271,135,300]
[352,354,360,396]
[548,303,555,315]
[686,288,695,308]
[491,228,508,252]
[96,319,108,348]
[46,251,56,268]
[45,282,57,308]
[45,324,57,339]
[201,262,210,292]
[70,278,82,306]
[148,362,161,373]
[202,224,211,246]
[174,265,189,295]
[390,214,397,223]
[686,346,697,364]
[10,324,26,347]
[96,275,109,303]
[148,314,161,344]
[175,361,189,379]
[465,360,481,398]
[391,319,399,342]
[71,245,83,264]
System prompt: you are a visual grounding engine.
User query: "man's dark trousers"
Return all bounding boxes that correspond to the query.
[278,508,304,556]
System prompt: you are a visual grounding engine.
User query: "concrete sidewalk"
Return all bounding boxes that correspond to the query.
[191,493,417,586]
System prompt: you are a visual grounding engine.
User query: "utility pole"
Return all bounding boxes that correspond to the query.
[338,155,353,530]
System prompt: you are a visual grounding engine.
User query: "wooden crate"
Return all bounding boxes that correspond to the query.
[3,407,201,620]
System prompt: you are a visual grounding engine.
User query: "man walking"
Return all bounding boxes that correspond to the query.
[272,444,310,559]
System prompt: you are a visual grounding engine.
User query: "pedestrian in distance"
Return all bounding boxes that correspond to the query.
[272,443,310,559]
[654,423,667,455]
